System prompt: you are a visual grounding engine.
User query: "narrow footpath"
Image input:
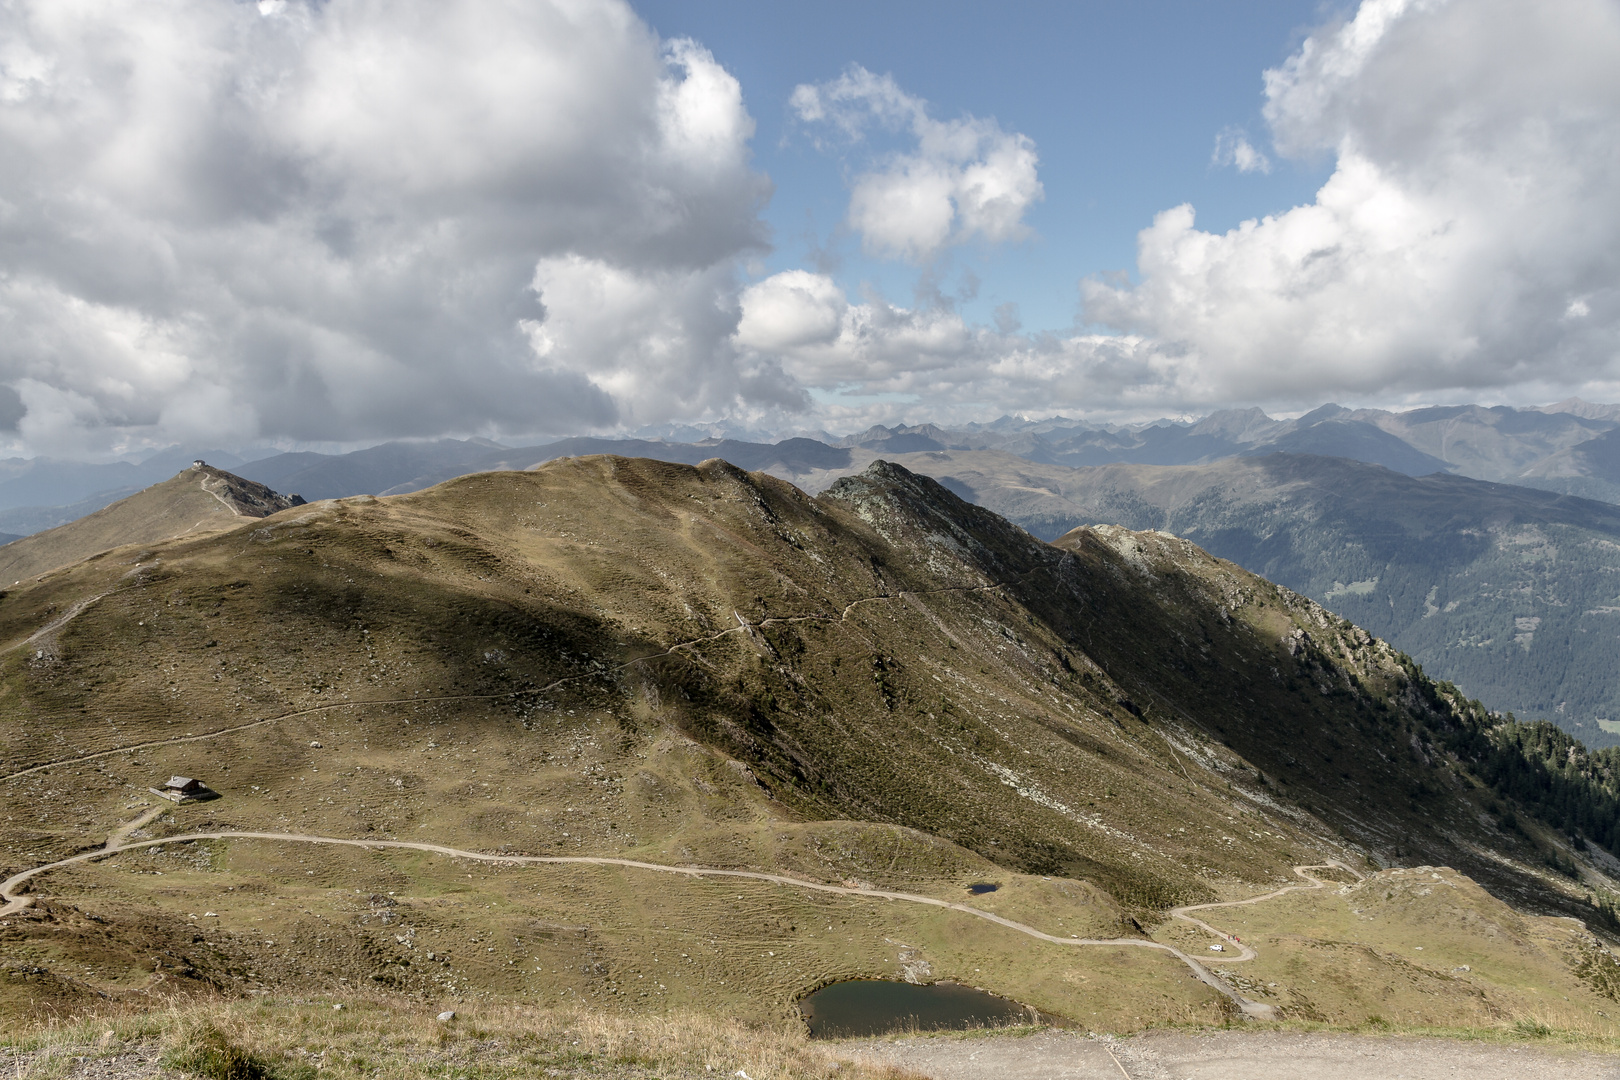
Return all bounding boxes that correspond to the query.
[1,826,1356,1018]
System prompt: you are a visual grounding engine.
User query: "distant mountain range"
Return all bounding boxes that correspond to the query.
[825,400,1620,490]
[12,398,1620,747]
[8,397,1620,531]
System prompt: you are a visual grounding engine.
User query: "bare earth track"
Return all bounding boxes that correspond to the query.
[0,568,1364,1025]
[1165,866,1367,963]
[0,817,1359,1019]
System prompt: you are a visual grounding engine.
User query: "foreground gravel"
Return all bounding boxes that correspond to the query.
[845,1028,1620,1079]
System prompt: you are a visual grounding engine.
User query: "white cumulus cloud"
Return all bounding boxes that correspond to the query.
[4,0,1613,455]
[1086,0,1620,405]
[740,0,1620,423]
[0,0,774,455]
[528,254,805,423]
[792,67,1043,263]
[1212,128,1271,174]
[738,270,976,388]
[734,270,1180,429]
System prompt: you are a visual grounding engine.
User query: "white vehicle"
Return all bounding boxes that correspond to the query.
[1208,943,1224,952]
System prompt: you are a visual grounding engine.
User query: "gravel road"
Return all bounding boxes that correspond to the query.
[848,1028,1620,1078]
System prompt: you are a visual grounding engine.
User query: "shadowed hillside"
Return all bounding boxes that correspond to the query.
[784,448,1620,751]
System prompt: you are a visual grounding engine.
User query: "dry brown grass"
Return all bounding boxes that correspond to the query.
[1,995,926,1080]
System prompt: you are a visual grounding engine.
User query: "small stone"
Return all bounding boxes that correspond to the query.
[332,1004,343,1011]
[437,1010,456,1022]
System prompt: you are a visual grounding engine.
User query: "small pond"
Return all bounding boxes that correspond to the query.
[799,979,1034,1038]
[966,882,999,894]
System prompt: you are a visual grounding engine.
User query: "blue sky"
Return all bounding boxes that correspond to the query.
[634,0,1338,333]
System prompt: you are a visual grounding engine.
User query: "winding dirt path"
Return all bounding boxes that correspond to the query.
[2,590,116,657]
[852,1028,1620,1079]
[1168,863,1363,963]
[103,805,165,850]
[0,571,1322,1019]
[0,827,1359,1018]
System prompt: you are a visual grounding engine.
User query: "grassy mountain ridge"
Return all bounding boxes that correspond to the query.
[2,457,1619,1030]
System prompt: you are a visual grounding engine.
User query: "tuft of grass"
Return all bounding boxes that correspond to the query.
[162,1023,314,1080]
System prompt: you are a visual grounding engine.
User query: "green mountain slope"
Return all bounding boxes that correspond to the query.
[2,457,1619,1029]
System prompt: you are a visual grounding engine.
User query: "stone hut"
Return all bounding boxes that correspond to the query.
[150,775,219,803]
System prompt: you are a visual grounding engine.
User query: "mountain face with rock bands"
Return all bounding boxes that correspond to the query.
[2,457,1619,1027]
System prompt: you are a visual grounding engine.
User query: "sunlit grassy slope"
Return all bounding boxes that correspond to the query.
[2,456,1619,1035]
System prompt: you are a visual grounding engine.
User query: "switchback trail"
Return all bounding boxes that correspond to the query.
[1168,863,1364,963]
[0,829,1357,1019]
[0,581,1016,784]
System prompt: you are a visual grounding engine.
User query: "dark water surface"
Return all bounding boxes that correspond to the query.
[800,979,1034,1038]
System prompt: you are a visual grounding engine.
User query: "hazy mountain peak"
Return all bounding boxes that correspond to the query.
[1187,407,1282,442]
[1539,397,1620,422]
[192,462,307,517]
[1295,403,1352,425]
[834,424,952,452]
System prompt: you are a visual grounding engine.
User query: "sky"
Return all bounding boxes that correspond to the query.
[632,1,1337,335]
[0,0,1616,458]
